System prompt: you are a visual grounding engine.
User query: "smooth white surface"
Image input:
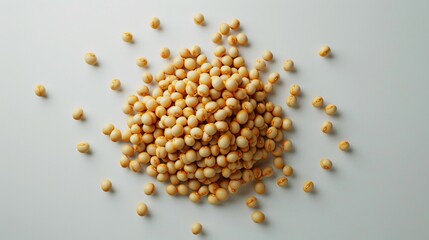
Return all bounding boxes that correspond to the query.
[1,0,429,239]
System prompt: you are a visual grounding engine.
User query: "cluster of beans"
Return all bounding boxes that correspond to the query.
[110,44,289,206]
[112,16,296,228]
[34,13,351,234]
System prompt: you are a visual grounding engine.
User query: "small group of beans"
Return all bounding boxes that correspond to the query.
[286,84,301,107]
[245,196,265,223]
[311,94,351,171]
[211,18,247,46]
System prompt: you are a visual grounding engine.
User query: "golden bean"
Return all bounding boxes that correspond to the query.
[122,32,133,43]
[77,142,90,153]
[144,183,155,195]
[277,176,288,187]
[338,140,350,151]
[289,84,301,96]
[319,45,331,57]
[282,165,293,176]
[262,50,273,61]
[192,223,203,235]
[320,159,333,170]
[286,95,297,107]
[303,181,314,192]
[72,108,84,120]
[325,104,337,115]
[193,13,205,25]
[312,96,324,108]
[321,121,333,134]
[110,79,121,90]
[136,202,148,216]
[229,18,240,30]
[100,179,112,192]
[84,52,97,65]
[150,17,160,29]
[254,181,266,195]
[283,60,294,71]
[251,211,265,223]
[34,84,46,97]
[246,196,258,208]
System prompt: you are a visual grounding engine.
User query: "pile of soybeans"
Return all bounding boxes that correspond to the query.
[35,14,351,235]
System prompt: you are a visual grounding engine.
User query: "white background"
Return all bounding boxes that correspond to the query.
[1,0,428,239]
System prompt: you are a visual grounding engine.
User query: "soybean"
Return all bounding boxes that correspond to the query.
[303,181,314,192]
[77,142,90,153]
[136,202,148,216]
[72,108,84,120]
[320,159,333,170]
[338,140,350,151]
[34,85,46,97]
[251,211,265,223]
[101,179,112,192]
[192,223,203,235]
[193,13,205,25]
[319,45,331,57]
